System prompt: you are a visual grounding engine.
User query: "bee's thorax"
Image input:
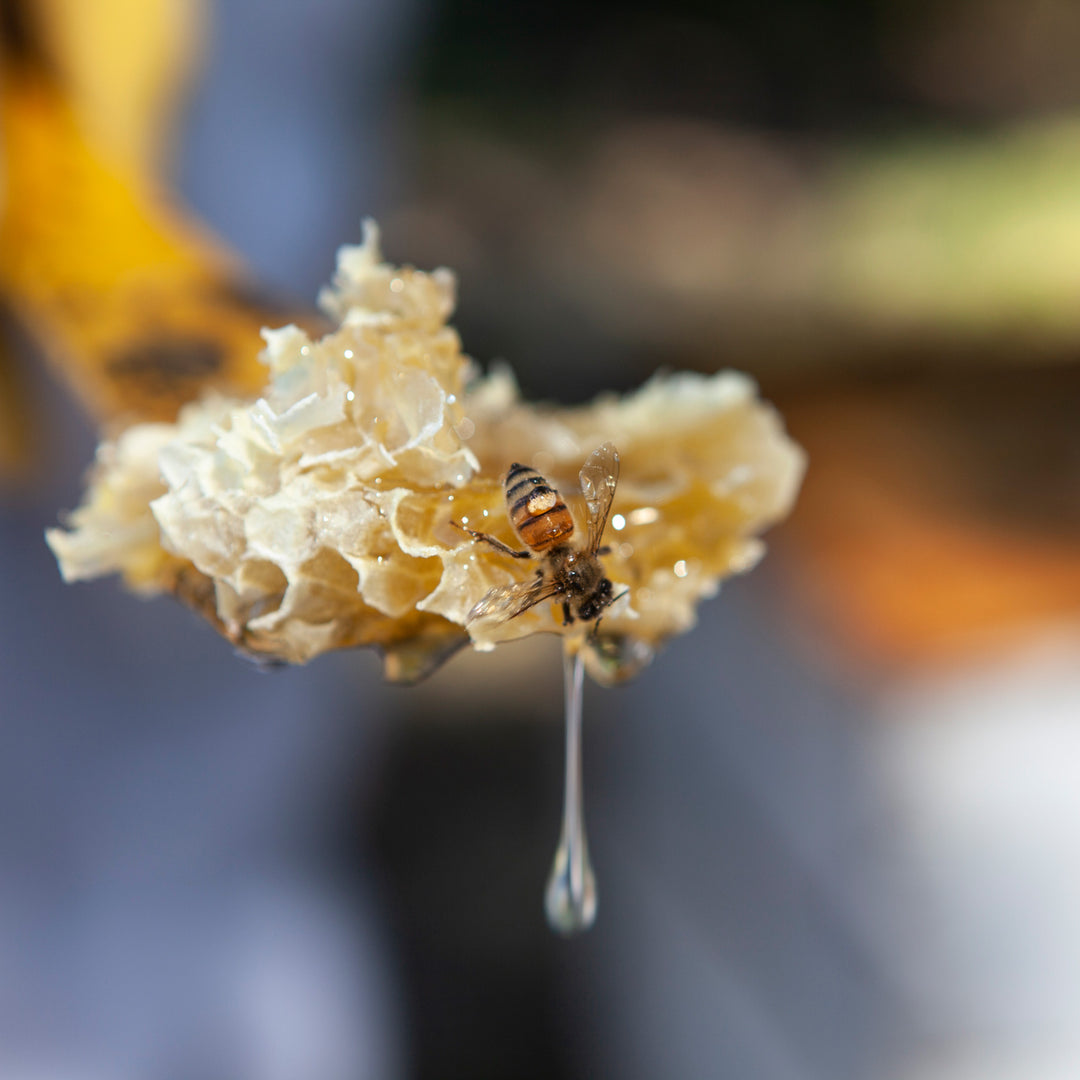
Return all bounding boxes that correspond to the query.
[547,546,613,622]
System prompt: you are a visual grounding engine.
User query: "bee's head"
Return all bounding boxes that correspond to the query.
[576,577,614,623]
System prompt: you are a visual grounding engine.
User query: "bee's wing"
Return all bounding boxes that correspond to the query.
[467,574,562,626]
[579,442,620,554]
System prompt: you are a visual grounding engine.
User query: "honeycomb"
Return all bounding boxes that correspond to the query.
[47,224,805,683]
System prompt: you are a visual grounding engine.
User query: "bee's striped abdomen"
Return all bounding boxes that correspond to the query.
[505,462,575,552]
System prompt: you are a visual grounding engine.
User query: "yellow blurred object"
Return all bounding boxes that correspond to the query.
[0,0,317,444]
[0,330,33,478]
[32,0,205,176]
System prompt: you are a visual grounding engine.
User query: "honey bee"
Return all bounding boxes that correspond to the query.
[455,443,621,628]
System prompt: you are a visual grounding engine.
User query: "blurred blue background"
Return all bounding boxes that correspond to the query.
[5,1,1080,1077]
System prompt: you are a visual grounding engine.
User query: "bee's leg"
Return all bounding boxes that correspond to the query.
[562,601,573,626]
[451,520,531,559]
[587,591,626,642]
[596,544,612,556]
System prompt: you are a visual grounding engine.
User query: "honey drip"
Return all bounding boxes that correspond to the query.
[544,647,597,934]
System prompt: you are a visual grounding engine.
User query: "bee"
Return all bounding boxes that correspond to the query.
[455,443,621,628]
